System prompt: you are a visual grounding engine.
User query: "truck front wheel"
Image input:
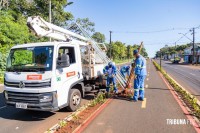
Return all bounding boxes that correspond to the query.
[67,89,81,112]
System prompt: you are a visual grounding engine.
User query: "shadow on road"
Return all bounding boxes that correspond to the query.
[0,107,55,121]
[0,92,94,121]
[0,93,6,107]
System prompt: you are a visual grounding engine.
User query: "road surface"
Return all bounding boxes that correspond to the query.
[158,60,200,99]
[0,84,96,133]
[83,60,196,133]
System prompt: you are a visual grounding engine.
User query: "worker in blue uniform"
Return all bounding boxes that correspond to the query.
[120,65,130,79]
[132,49,147,101]
[103,62,118,93]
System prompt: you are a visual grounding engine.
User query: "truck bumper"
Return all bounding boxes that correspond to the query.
[3,91,59,111]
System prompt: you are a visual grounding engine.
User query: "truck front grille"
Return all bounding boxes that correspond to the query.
[6,91,40,104]
[4,80,51,88]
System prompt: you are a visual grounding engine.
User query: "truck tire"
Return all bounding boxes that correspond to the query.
[67,89,81,112]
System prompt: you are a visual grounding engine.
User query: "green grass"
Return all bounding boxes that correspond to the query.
[113,59,130,65]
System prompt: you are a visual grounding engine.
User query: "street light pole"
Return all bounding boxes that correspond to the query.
[49,0,52,42]
[160,49,162,69]
[174,42,176,62]
[109,31,112,59]
[192,28,195,64]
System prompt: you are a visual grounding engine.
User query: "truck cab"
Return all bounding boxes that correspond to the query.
[4,41,92,111]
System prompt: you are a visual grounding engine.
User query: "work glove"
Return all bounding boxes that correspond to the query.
[131,59,135,67]
[104,73,108,76]
[131,62,135,67]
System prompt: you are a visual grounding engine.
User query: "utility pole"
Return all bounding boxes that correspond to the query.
[109,31,112,59]
[174,42,176,62]
[160,49,162,69]
[49,0,52,42]
[192,28,195,64]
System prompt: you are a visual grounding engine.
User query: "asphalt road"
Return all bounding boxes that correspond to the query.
[0,86,95,133]
[83,60,196,133]
[157,60,200,99]
[0,63,128,133]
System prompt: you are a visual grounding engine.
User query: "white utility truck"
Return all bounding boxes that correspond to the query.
[3,16,126,111]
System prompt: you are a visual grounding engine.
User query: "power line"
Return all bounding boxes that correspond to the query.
[112,27,191,34]
[144,41,192,46]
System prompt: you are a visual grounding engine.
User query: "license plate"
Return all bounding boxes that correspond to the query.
[16,103,28,109]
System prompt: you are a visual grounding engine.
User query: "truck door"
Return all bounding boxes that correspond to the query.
[55,45,80,107]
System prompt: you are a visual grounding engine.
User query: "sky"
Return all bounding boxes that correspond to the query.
[65,0,200,57]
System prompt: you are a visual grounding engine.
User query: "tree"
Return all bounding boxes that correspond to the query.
[0,10,30,72]
[0,11,29,45]
[92,32,105,43]
[155,43,190,58]
[141,47,148,57]
[127,45,131,59]
[0,0,9,10]
[5,0,73,26]
[68,18,95,35]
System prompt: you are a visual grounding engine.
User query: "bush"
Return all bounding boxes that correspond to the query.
[0,71,4,84]
[89,93,106,107]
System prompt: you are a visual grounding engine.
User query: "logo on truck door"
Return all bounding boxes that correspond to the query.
[27,75,42,80]
[66,71,76,77]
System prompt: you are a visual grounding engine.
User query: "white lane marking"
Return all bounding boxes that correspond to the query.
[0,106,6,110]
[16,127,19,130]
[190,73,195,76]
[146,78,149,81]
[145,84,148,88]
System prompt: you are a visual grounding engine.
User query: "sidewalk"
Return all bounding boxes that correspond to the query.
[82,61,196,133]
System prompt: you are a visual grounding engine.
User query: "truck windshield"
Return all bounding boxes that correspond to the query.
[6,46,54,72]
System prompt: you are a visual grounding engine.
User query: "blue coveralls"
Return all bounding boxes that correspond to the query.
[103,65,117,93]
[120,65,130,79]
[133,55,147,101]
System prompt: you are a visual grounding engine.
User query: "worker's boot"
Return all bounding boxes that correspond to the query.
[105,92,110,98]
[138,97,144,101]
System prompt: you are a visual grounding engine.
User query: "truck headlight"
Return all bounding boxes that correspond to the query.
[39,94,53,102]
[4,91,8,100]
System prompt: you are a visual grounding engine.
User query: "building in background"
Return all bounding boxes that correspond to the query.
[184,43,200,63]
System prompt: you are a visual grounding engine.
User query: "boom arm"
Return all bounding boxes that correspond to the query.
[27,16,88,42]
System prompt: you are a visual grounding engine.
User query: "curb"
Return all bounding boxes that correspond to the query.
[44,104,89,133]
[152,60,200,106]
[166,73,200,106]
[158,71,200,132]
[45,99,112,133]
[73,98,113,133]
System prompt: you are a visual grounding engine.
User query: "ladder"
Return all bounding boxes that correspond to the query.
[76,24,127,89]
[27,16,127,89]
